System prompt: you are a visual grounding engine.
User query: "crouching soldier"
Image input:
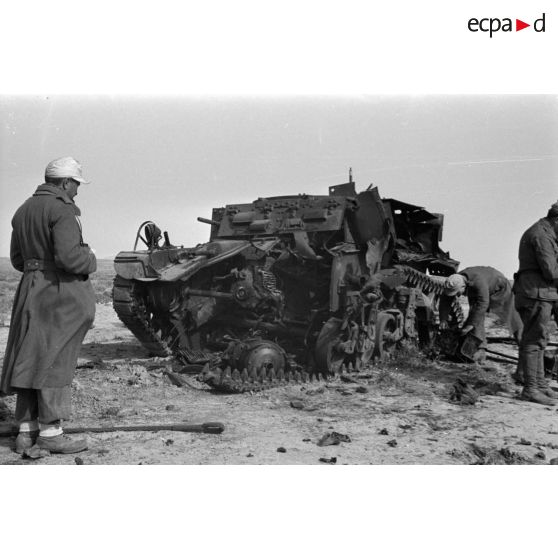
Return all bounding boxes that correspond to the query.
[440,266,523,363]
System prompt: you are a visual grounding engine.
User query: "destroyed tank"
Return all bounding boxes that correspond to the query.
[113,178,462,392]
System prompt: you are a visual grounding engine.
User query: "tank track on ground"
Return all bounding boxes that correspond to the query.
[200,364,361,393]
[112,277,172,357]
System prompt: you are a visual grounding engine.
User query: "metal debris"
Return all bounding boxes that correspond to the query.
[317,432,351,447]
[449,378,479,405]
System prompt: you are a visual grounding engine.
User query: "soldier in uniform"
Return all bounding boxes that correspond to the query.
[440,266,523,362]
[0,157,97,453]
[512,203,558,405]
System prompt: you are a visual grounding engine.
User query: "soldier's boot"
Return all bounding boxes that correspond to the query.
[37,433,88,454]
[512,353,524,385]
[537,352,558,399]
[520,351,556,406]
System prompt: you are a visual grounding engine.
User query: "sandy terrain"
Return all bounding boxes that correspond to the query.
[1,301,558,465]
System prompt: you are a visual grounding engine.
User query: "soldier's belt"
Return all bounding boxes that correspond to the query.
[23,259,58,272]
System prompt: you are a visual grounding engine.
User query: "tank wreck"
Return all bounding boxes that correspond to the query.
[113,177,462,392]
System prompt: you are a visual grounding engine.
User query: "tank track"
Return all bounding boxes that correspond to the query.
[200,364,362,394]
[112,276,173,357]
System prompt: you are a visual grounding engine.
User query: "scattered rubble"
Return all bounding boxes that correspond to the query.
[164,371,190,387]
[317,432,351,447]
[306,387,325,396]
[469,444,539,465]
[473,380,510,396]
[449,378,479,405]
[22,446,50,460]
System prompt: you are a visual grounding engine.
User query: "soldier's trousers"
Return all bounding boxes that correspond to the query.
[515,297,554,385]
[14,386,71,424]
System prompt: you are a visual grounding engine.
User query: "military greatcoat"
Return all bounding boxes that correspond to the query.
[0,184,96,395]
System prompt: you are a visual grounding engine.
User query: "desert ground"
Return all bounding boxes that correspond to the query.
[1,258,558,465]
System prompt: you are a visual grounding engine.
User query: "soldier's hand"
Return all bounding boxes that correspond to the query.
[460,325,474,336]
[439,320,449,330]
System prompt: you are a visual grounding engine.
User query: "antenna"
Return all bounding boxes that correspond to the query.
[349,167,353,183]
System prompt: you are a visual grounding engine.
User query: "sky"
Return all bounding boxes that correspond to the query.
[1,94,557,278]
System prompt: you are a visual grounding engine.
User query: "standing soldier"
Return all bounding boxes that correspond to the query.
[0,157,97,453]
[513,203,558,405]
[440,266,523,362]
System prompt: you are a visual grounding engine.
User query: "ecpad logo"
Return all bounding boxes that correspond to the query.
[468,13,546,37]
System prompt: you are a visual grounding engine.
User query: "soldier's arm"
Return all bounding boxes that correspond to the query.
[438,295,452,324]
[51,205,97,275]
[9,231,24,272]
[532,235,558,282]
[465,278,490,327]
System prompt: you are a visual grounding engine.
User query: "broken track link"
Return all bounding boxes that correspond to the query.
[400,265,446,295]
[112,276,173,357]
[400,266,465,326]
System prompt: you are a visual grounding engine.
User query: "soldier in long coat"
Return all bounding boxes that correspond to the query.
[0,157,96,453]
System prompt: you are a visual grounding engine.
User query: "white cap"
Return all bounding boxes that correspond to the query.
[444,273,467,296]
[45,157,90,184]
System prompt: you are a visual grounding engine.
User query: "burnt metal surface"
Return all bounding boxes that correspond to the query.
[112,179,461,391]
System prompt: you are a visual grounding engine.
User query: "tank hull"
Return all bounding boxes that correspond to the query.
[113,181,461,390]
